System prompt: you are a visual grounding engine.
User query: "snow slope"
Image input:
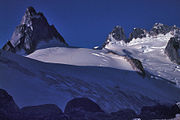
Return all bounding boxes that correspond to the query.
[27,47,134,71]
[1,50,180,113]
[104,32,180,87]
[27,32,180,87]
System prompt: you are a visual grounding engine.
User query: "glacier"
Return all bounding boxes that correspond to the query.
[1,48,180,113]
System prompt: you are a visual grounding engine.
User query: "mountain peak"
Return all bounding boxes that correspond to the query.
[26,6,36,15]
[2,7,68,55]
[110,25,126,41]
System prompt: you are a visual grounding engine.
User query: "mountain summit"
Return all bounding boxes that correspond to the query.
[2,7,68,55]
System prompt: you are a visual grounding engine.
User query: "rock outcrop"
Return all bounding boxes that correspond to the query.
[110,109,137,120]
[0,89,179,120]
[21,104,66,120]
[125,56,146,77]
[129,28,147,40]
[103,26,127,47]
[0,89,21,120]
[139,104,180,120]
[64,98,104,113]
[165,37,180,64]
[150,23,176,35]
[2,7,68,55]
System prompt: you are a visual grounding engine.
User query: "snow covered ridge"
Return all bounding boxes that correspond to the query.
[2,7,68,55]
[103,23,180,47]
[103,24,180,87]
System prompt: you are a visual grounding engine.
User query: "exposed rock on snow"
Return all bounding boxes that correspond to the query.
[165,37,180,64]
[2,7,68,55]
[104,49,146,77]
[125,56,146,77]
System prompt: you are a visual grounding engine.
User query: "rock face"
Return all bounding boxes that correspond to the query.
[0,89,20,120]
[0,89,179,120]
[110,109,137,120]
[165,37,180,64]
[103,26,127,47]
[125,56,146,77]
[150,23,176,35]
[129,28,147,40]
[2,7,68,55]
[109,26,126,41]
[64,98,138,120]
[139,104,180,120]
[21,104,66,120]
[64,98,104,120]
[64,98,104,113]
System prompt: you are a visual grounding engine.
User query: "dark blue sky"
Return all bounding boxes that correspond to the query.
[0,0,180,48]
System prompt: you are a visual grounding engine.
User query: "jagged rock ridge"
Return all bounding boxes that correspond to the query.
[103,23,180,47]
[103,23,180,65]
[2,7,68,55]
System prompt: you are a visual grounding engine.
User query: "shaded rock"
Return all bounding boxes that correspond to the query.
[64,98,104,113]
[139,104,180,120]
[109,26,126,41]
[110,109,137,120]
[125,56,146,77]
[21,104,67,120]
[0,89,21,120]
[165,37,180,64]
[65,108,137,120]
[2,6,68,55]
[65,111,110,120]
[103,26,127,47]
[150,23,176,35]
[129,28,147,40]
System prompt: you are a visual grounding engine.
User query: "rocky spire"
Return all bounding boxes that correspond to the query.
[102,26,127,48]
[2,6,68,55]
[21,6,37,24]
[129,28,147,40]
[110,25,126,41]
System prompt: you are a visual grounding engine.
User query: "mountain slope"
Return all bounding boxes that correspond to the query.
[1,49,180,113]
